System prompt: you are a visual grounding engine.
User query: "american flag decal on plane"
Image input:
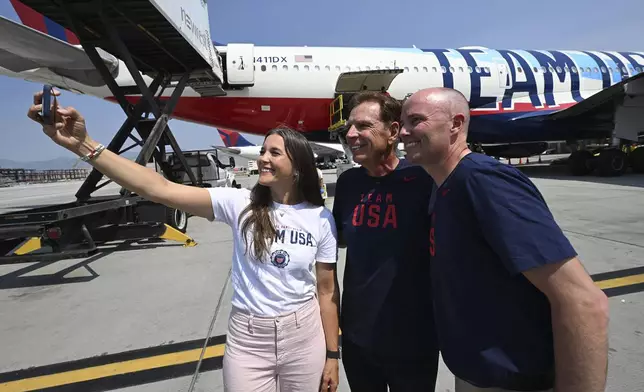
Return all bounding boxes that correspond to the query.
[295,55,313,62]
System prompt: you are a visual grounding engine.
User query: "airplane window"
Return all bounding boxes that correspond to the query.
[283,65,288,70]
[376,66,381,70]
[433,67,438,73]
[404,67,409,72]
[571,66,577,73]
[586,67,591,73]
[346,66,351,71]
[637,67,642,73]
[449,66,454,73]
[485,67,490,73]
[458,67,463,72]
[261,65,267,72]
[475,66,481,73]
[468,66,473,73]
[441,66,447,73]
[315,65,320,71]
[335,66,341,71]
[423,67,428,72]
[517,67,523,73]
[600,66,607,73]
[414,66,419,72]
[325,65,330,71]
[294,65,299,71]
[541,66,547,73]
[365,66,370,70]
[622,67,627,73]
[593,67,598,73]
[304,65,309,71]
[555,66,562,73]
[272,65,277,71]
[533,67,539,73]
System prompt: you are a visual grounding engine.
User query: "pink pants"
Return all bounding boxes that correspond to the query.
[222,297,327,392]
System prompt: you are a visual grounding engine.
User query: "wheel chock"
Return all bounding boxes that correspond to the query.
[160,224,197,247]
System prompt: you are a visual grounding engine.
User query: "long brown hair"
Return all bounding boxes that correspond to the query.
[238,127,324,262]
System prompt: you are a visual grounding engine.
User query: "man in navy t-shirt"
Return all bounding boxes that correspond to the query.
[399,87,609,392]
[333,91,439,391]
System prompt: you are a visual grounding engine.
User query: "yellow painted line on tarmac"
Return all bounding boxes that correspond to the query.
[1,271,643,391]
[595,273,644,290]
[0,344,225,392]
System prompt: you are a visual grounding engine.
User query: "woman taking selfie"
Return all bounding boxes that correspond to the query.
[27,89,340,392]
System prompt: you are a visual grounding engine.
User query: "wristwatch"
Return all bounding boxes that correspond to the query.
[326,349,341,359]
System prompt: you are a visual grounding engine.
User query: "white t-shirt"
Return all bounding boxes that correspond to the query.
[207,187,338,316]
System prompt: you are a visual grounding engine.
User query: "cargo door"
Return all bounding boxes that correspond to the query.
[334,69,404,94]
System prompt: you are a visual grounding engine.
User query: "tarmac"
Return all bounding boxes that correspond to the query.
[0,165,643,391]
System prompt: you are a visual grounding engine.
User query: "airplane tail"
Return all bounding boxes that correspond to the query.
[218,129,255,147]
[9,0,80,44]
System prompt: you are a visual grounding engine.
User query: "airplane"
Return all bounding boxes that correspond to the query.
[2,0,644,178]
[213,128,405,163]
[213,129,346,161]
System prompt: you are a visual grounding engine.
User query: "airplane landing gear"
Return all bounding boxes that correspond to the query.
[568,150,594,176]
[568,147,632,177]
[595,148,628,177]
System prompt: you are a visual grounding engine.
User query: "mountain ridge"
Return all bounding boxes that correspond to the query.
[0,152,140,170]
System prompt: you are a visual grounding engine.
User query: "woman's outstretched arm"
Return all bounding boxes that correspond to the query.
[27,89,214,220]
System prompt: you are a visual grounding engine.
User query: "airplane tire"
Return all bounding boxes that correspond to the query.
[629,147,644,173]
[596,149,627,177]
[568,150,594,176]
[166,207,188,233]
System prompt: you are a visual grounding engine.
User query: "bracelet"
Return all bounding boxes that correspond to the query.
[80,143,106,162]
[326,349,341,359]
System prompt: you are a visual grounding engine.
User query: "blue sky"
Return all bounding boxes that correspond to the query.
[1,0,643,161]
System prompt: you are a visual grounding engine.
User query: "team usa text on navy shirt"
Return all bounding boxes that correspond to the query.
[430,153,578,390]
[332,159,437,356]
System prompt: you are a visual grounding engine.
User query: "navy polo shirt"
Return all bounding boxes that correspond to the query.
[333,158,438,357]
[430,152,577,390]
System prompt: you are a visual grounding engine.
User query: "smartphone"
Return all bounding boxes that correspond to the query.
[41,84,53,125]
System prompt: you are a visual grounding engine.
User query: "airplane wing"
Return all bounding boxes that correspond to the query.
[0,15,118,86]
[211,146,244,156]
[310,142,346,156]
[509,72,644,140]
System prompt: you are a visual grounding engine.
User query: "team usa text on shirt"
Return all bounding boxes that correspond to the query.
[352,192,397,229]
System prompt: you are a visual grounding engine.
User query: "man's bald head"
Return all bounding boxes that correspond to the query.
[400,87,471,167]
[406,87,470,133]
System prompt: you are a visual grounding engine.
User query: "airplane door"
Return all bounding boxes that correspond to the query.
[226,43,255,87]
[497,63,512,89]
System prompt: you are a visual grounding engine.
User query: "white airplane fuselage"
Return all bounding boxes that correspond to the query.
[3,37,644,146]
